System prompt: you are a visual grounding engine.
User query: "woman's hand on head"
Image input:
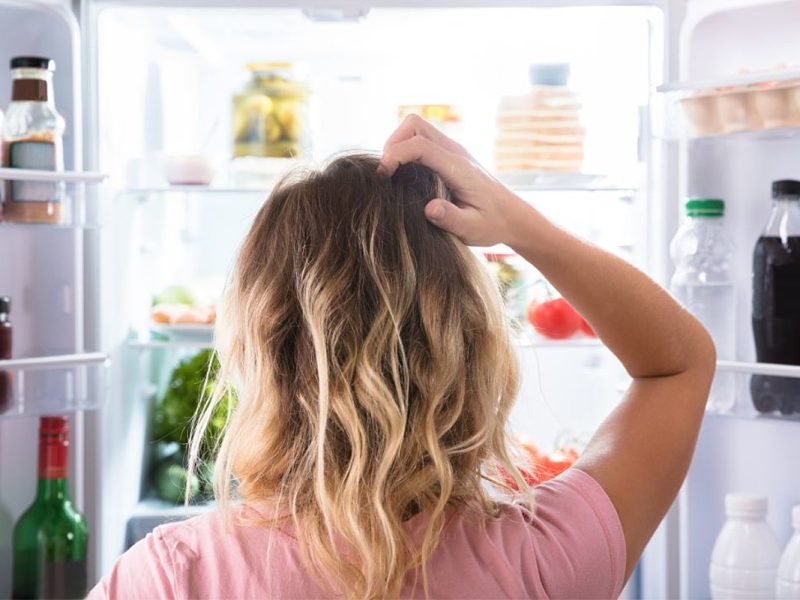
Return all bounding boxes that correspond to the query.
[378,114,530,247]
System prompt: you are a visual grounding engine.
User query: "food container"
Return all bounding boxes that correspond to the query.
[232,62,309,159]
[397,104,463,140]
[753,81,800,129]
[680,93,723,136]
[162,155,215,186]
[716,88,762,133]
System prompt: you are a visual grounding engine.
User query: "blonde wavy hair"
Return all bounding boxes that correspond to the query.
[188,154,529,598]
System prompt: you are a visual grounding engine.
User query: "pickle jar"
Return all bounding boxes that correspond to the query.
[2,56,66,224]
[232,62,309,159]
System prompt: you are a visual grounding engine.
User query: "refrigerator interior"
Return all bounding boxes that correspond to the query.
[88,2,663,582]
[673,0,800,596]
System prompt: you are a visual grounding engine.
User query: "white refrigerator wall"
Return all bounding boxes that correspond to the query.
[678,0,800,596]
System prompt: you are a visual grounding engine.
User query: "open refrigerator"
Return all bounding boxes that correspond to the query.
[0,0,799,597]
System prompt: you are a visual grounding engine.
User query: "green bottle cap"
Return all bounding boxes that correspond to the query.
[686,198,724,217]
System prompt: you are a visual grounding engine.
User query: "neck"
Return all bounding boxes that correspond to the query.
[37,477,68,503]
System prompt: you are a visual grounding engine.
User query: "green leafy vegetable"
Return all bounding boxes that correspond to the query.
[152,349,233,461]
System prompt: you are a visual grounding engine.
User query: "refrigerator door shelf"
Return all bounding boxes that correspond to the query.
[705,361,800,422]
[0,352,109,419]
[0,168,106,184]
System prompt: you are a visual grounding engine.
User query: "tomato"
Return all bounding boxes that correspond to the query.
[578,316,597,337]
[526,298,582,340]
[538,449,579,480]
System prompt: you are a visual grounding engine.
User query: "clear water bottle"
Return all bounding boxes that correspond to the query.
[670,198,736,412]
[777,505,800,599]
[710,494,782,599]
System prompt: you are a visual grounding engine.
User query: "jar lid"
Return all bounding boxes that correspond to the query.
[10,56,54,71]
[529,63,570,87]
[686,198,724,217]
[772,179,800,199]
[725,493,767,518]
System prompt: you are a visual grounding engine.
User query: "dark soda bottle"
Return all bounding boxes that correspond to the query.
[751,180,800,415]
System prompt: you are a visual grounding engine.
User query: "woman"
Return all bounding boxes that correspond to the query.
[90,116,714,599]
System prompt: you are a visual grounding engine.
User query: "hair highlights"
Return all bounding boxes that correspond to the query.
[188,154,528,598]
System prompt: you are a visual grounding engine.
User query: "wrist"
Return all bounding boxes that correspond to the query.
[501,192,541,250]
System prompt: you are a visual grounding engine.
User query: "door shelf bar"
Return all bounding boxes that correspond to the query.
[0,168,107,184]
[716,360,800,378]
[0,352,109,419]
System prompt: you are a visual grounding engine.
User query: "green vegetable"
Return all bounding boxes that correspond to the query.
[155,461,200,503]
[152,349,233,462]
[152,285,196,306]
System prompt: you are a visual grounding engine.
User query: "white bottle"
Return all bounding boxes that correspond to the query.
[710,494,782,599]
[777,505,800,599]
[670,198,736,412]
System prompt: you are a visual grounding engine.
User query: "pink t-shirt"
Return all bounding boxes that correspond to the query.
[89,468,625,599]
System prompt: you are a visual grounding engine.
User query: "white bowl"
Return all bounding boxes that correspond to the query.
[162,155,215,186]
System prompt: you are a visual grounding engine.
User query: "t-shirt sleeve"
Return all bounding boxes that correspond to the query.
[524,467,626,599]
[86,527,177,600]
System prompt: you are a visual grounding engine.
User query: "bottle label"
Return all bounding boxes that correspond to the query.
[42,558,87,599]
[11,79,48,102]
[8,140,60,203]
[774,263,800,319]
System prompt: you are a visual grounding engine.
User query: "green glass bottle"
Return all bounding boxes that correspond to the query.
[12,416,89,599]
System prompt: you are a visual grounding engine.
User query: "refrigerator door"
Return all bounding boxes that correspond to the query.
[659,0,800,597]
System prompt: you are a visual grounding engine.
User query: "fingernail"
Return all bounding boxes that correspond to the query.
[431,204,445,220]
[376,162,388,177]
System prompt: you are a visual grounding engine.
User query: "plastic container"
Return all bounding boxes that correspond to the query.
[232,62,309,159]
[751,180,800,415]
[2,56,66,224]
[709,494,782,599]
[777,505,800,599]
[670,198,736,412]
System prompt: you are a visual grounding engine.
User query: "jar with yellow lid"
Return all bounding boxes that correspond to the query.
[232,62,309,159]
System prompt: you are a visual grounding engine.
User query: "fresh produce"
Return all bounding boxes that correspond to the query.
[526,298,582,339]
[152,285,196,307]
[500,441,581,490]
[578,316,597,337]
[152,349,233,460]
[154,460,200,503]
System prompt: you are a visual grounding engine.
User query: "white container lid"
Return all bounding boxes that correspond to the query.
[793,505,800,530]
[725,493,768,518]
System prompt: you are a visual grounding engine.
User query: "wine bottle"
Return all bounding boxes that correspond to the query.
[12,416,88,599]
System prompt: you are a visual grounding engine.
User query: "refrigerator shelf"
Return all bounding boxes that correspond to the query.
[0,168,107,184]
[658,68,800,93]
[127,338,213,351]
[126,498,216,548]
[515,337,603,349]
[716,360,800,378]
[0,352,109,419]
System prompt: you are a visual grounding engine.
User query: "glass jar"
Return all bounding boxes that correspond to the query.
[232,62,309,159]
[483,252,527,325]
[2,56,66,224]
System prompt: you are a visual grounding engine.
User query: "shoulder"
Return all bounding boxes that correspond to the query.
[440,468,625,599]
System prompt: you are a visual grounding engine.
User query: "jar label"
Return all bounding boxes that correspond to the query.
[8,140,60,203]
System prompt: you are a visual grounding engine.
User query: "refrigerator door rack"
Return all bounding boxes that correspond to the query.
[0,168,107,228]
[655,68,800,140]
[0,352,109,419]
[711,360,800,422]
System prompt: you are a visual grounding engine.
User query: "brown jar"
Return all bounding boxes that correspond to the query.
[2,57,66,224]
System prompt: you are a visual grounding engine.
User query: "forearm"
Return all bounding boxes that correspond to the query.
[504,194,714,379]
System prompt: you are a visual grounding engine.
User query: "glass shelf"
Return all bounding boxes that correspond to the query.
[515,336,603,349]
[126,498,215,547]
[119,187,269,200]
[495,171,636,194]
[127,337,213,351]
[0,352,109,418]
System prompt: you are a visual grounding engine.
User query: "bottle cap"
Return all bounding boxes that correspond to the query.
[793,505,800,530]
[725,493,767,518]
[40,415,68,435]
[0,297,9,314]
[10,56,55,71]
[772,180,800,199]
[686,198,724,217]
[529,63,570,87]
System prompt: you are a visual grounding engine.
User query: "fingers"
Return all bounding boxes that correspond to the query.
[378,134,467,184]
[382,113,466,157]
[424,198,480,242]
